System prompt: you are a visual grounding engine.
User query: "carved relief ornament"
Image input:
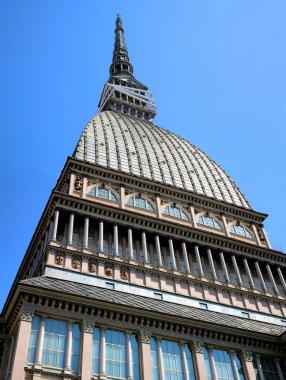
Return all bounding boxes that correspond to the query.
[139,329,152,344]
[240,351,253,362]
[191,340,204,353]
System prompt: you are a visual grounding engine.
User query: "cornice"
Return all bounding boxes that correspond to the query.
[6,285,285,357]
[58,157,268,223]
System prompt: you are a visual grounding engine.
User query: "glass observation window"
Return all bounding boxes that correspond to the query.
[197,214,222,230]
[131,334,140,380]
[89,186,118,202]
[163,205,190,221]
[42,318,68,369]
[27,315,41,364]
[203,348,214,380]
[106,329,127,378]
[229,224,253,239]
[127,196,155,212]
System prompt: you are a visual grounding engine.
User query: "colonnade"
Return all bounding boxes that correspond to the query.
[49,210,286,296]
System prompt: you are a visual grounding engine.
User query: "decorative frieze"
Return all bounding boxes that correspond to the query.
[55,254,64,266]
[72,256,81,269]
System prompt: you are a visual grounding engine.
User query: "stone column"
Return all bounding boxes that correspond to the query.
[81,319,94,380]
[64,322,73,373]
[155,235,163,267]
[99,327,106,377]
[4,335,15,380]
[67,213,74,245]
[254,261,267,291]
[114,224,119,256]
[34,316,46,368]
[274,358,284,380]
[120,186,125,209]
[182,242,190,273]
[82,177,88,199]
[52,209,59,241]
[168,239,177,270]
[142,232,149,263]
[191,341,207,380]
[156,196,162,218]
[126,332,133,380]
[207,248,217,280]
[10,309,34,380]
[99,221,104,252]
[266,264,279,294]
[208,347,218,380]
[262,226,272,249]
[277,267,286,294]
[240,351,256,380]
[139,330,153,380]
[128,228,134,259]
[231,255,243,285]
[243,258,255,289]
[219,252,230,282]
[83,217,89,249]
[194,246,204,277]
[157,338,166,380]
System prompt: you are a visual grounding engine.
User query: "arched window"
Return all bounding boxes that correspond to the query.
[197,214,222,230]
[127,196,155,212]
[89,187,118,202]
[163,206,189,221]
[229,224,253,239]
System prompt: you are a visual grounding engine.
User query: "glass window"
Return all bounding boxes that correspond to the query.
[163,206,190,221]
[233,353,245,380]
[89,186,118,202]
[151,338,159,380]
[106,329,127,378]
[203,348,214,380]
[184,344,196,380]
[71,324,80,372]
[197,214,222,230]
[131,335,140,380]
[27,315,41,364]
[199,302,208,310]
[260,356,280,380]
[229,224,253,239]
[127,196,155,212]
[92,327,100,374]
[161,340,184,380]
[42,318,67,369]
[213,349,235,380]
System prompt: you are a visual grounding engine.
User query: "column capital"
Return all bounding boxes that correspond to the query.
[81,319,94,334]
[240,350,253,362]
[139,329,152,344]
[19,307,35,322]
[191,340,204,354]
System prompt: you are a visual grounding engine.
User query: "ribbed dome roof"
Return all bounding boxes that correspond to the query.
[74,111,249,209]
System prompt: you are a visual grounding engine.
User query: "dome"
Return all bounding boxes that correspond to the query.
[73,111,249,209]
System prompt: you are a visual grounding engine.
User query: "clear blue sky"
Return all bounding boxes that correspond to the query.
[1,1,286,309]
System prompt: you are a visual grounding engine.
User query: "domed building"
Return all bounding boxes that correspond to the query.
[1,14,286,380]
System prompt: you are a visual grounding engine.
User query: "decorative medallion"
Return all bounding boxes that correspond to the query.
[89,260,97,273]
[55,254,64,266]
[120,269,129,280]
[105,266,113,277]
[74,176,83,191]
[72,256,81,269]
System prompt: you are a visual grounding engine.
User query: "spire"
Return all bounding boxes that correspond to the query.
[110,14,133,77]
[98,15,157,123]
[114,14,128,57]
